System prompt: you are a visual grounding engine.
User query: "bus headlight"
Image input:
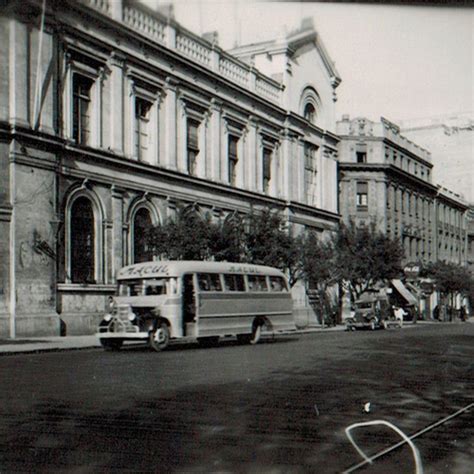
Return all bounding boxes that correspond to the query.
[128,312,137,322]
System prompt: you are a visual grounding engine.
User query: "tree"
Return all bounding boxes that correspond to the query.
[299,230,339,324]
[243,208,301,285]
[421,261,472,311]
[146,205,216,260]
[333,220,404,301]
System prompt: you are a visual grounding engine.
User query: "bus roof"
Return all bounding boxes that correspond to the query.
[117,260,286,280]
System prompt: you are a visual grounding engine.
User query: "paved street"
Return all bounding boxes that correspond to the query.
[0,323,472,473]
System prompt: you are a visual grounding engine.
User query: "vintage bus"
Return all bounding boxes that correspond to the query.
[96,261,294,351]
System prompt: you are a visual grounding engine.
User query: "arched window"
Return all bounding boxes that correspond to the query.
[133,207,153,263]
[304,102,316,123]
[70,197,95,283]
[300,86,321,124]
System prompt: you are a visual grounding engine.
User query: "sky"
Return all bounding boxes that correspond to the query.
[157,1,473,124]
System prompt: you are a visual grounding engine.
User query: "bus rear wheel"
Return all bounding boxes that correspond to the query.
[238,323,263,345]
[250,324,262,344]
[149,322,170,352]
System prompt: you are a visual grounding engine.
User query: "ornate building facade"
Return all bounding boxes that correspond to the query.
[337,116,469,316]
[0,0,341,336]
[337,116,468,265]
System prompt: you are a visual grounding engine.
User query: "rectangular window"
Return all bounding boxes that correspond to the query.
[263,148,272,193]
[72,74,93,145]
[355,143,367,163]
[247,275,268,292]
[304,144,317,204]
[269,276,288,292]
[135,98,152,160]
[228,135,239,185]
[223,274,245,292]
[187,119,200,175]
[356,182,368,208]
[197,273,222,292]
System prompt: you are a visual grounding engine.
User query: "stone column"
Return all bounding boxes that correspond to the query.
[208,99,222,182]
[245,117,258,192]
[296,139,306,203]
[111,186,124,283]
[109,54,124,153]
[162,78,178,170]
[9,19,29,127]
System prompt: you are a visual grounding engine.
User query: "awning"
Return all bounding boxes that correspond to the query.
[391,279,418,305]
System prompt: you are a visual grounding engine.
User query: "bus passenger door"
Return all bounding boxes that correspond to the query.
[183,274,196,336]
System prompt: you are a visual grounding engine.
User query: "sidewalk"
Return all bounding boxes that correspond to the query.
[0,324,346,355]
[0,319,470,356]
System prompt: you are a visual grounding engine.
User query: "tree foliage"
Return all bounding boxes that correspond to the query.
[146,206,301,282]
[146,208,407,302]
[333,220,404,301]
[421,261,472,300]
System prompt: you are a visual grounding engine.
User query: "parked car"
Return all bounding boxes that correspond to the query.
[346,293,394,330]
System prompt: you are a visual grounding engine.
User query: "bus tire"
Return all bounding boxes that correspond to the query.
[250,324,262,344]
[149,321,170,352]
[100,338,123,351]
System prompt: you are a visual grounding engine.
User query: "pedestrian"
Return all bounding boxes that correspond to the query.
[394,306,405,325]
[459,305,466,322]
[433,305,439,321]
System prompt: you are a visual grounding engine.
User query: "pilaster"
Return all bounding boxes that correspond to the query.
[108,53,125,153]
[111,185,124,282]
[208,99,222,182]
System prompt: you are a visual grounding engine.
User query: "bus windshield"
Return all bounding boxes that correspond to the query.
[118,278,178,296]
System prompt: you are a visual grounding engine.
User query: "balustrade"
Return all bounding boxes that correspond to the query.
[176,32,211,67]
[77,0,282,104]
[123,4,166,44]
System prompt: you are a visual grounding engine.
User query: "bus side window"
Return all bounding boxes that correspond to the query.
[197,273,222,292]
[257,275,268,291]
[197,273,210,291]
[270,276,288,292]
[247,275,257,291]
[247,275,268,291]
[209,274,222,291]
[224,274,245,291]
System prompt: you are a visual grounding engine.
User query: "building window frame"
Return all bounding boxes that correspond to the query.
[228,134,239,186]
[186,118,201,176]
[64,188,104,285]
[63,52,104,147]
[127,77,161,163]
[356,181,368,209]
[126,199,161,265]
[299,86,321,125]
[304,142,318,205]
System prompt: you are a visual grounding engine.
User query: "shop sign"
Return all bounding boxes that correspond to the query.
[404,262,420,279]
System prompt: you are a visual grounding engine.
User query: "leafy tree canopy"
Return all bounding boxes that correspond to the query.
[333,220,404,300]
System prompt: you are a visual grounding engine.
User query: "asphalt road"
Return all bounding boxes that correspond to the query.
[0,323,472,473]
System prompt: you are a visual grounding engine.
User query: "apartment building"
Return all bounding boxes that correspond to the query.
[337,116,468,265]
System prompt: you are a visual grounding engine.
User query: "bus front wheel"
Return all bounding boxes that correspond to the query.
[149,322,170,352]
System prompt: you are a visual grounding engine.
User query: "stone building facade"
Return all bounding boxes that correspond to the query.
[337,115,469,318]
[400,113,474,278]
[0,0,341,336]
[336,116,468,266]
